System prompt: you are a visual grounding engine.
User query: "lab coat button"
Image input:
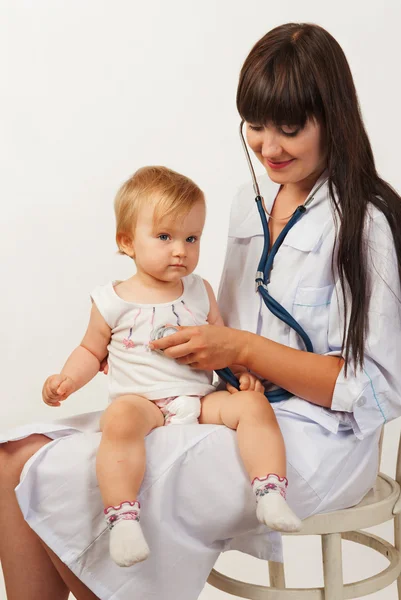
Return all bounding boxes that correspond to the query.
[356,396,367,407]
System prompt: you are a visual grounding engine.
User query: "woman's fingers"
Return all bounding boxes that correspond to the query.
[175,353,197,365]
[163,341,195,360]
[150,324,244,371]
[150,327,201,360]
[149,328,190,352]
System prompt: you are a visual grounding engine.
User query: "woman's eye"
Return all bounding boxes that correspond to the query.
[158,234,170,241]
[248,123,300,137]
[278,125,301,137]
[186,236,197,244]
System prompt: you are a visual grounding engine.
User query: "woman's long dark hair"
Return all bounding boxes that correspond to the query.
[237,22,401,372]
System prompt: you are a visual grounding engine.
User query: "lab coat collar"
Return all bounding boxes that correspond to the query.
[228,170,332,253]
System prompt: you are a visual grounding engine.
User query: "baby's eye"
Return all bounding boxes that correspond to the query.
[186,236,198,243]
[158,234,170,241]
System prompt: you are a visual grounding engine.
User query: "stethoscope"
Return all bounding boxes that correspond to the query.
[215,121,328,402]
[155,121,328,403]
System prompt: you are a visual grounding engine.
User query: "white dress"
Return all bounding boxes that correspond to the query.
[1,171,400,600]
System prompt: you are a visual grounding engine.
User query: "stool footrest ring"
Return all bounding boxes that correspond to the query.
[207,530,401,599]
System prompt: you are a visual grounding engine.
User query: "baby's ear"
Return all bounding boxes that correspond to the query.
[116,233,135,258]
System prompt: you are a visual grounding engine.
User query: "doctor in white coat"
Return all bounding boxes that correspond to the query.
[1,22,401,600]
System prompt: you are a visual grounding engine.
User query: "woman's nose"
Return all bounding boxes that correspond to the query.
[260,130,281,158]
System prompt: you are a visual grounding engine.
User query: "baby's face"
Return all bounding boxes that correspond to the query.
[131,200,205,284]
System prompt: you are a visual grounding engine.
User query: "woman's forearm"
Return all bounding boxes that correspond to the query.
[61,345,102,392]
[237,331,344,408]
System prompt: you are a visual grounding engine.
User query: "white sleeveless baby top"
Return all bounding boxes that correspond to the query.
[90,274,216,402]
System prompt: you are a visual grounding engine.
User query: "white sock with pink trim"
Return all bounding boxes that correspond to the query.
[252,474,302,532]
[104,500,150,567]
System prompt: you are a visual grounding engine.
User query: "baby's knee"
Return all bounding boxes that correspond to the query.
[237,390,274,421]
[102,396,145,438]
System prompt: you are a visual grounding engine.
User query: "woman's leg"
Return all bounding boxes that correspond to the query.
[0,434,99,600]
[41,543,100,600]
[200,390,301,532]
[97,395,164,567]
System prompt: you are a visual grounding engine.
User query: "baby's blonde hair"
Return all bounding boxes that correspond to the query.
[114,165,205,255]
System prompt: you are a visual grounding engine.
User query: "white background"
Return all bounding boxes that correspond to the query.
[1,0,401,598]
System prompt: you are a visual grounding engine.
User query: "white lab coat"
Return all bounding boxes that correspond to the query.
[219,171,401,439]
[1,172,399,600]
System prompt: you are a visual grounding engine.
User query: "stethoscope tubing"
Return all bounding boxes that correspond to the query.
[215,121,328,403]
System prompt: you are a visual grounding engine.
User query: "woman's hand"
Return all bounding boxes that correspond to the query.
[149,325,248,371]
[227,371,265,395]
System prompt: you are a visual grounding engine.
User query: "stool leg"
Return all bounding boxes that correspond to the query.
[321,533,344,600]
[394,513,401,599]
[268,561,285,588]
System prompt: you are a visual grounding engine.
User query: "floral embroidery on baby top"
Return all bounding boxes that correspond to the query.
[123,327,135,349]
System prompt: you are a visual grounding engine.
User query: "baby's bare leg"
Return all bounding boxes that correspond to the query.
[200,390,301,532]
[98,394,164,506]
[97,395,164,566]
[200,390,286,478]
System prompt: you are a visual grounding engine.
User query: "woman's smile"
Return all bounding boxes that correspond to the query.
[265,158,295,170]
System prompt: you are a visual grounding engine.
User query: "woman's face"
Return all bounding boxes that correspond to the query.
[245,118,327,188]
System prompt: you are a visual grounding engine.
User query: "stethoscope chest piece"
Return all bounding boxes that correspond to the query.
[150,325,180,354]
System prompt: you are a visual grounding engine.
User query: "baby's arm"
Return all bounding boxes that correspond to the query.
[203,279,224,326]
[42,303,111,406]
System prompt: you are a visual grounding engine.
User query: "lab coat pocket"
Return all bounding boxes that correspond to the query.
[292,284,334,354]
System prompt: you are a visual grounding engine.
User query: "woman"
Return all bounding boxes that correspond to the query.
[1,22,401,600]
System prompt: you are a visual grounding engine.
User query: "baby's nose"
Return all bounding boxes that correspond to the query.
[173,242,186,256]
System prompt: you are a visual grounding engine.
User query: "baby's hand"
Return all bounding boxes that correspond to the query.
[99,357,109,375]
[42,374,76,407]
[228,371,265,395]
